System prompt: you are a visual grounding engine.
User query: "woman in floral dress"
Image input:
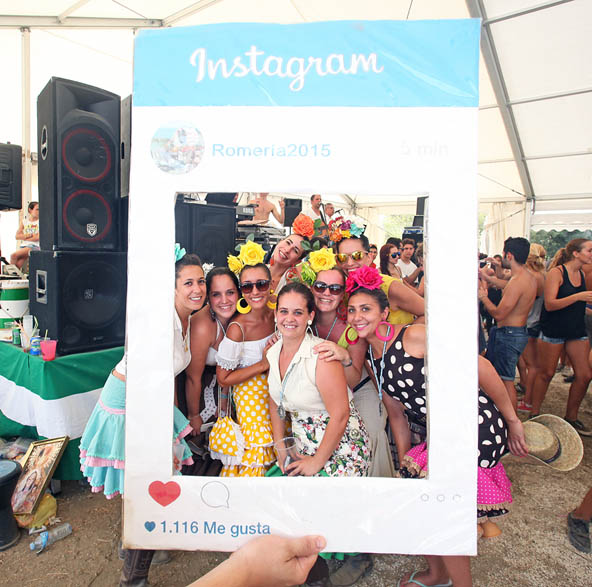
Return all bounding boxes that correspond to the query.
[267,282,370,477]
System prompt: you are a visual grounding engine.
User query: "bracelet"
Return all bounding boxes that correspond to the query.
[342,358,353,368]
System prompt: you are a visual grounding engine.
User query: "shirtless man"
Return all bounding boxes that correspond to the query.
[479,237,537,411]
[239,192,285,225]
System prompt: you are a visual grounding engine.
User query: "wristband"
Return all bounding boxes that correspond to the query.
[342,358,353,368]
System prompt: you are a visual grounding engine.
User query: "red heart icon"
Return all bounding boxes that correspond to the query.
[148,481,181,507]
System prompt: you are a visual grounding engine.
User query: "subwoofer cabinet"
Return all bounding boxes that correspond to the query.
[29,250,127,355]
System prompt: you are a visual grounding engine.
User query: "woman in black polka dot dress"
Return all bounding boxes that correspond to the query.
[345,268,528,587]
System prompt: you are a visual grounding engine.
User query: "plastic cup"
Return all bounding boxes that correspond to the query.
[40,339,57,361]
[273,436,302,472]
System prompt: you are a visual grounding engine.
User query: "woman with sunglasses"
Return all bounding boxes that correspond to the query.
[310,265,395,479]
[379,243,403,279]
[346,266,527,587]
[215,261,276,476]
[335,232,424,326]
[185,267,240,437]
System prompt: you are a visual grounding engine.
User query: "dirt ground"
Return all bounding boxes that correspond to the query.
[1,373,591,587]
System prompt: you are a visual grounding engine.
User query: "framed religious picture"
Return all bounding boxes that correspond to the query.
[11,437,69,515]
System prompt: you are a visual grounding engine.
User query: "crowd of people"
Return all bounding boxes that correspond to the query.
[76,204,591,587]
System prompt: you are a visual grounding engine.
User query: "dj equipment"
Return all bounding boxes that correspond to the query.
[402,226,423,246]
[29,250,127,355]
[175,197,236,266]
[236,205,255,221]
[0,143,22,211]
[283,198,302,227]
[37,77,121,251]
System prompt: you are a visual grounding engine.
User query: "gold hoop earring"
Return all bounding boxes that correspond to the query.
[267,288,277,309]
[236,298,251,314]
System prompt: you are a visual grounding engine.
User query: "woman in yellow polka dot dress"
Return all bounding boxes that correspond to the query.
[215,262,276,476]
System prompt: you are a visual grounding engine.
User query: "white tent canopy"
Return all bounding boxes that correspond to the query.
[1,0,590,254]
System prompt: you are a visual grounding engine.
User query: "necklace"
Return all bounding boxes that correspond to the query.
[277,358,297,420]
[368,338,388,416]
[314,315,339,341]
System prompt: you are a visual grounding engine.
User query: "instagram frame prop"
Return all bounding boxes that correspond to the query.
[124,20,480,555]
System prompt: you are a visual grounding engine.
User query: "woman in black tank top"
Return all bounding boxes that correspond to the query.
[531,239,592,436]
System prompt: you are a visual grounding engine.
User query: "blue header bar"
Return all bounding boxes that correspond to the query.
[134,20,480,108]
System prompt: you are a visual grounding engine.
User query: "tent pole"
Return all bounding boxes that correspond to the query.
[20,27,31,209]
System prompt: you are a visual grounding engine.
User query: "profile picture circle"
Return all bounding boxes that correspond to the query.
[150,122,204,174]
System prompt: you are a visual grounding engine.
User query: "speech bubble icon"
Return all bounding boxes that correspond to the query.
[200,481,230,509]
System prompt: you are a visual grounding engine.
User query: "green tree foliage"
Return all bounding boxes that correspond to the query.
[530,229,592,259]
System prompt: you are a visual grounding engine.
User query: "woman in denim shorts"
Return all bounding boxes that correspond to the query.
[530,239,592,436]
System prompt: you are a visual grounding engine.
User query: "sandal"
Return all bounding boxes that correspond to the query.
[397,571,452,587]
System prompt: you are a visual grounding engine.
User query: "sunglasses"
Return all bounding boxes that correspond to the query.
[313,281,345,295]
[336,251,366,263]
[240,279,271,293]
[390,252,401,259]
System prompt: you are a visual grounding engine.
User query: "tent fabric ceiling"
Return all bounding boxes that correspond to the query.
[0,0,590,240]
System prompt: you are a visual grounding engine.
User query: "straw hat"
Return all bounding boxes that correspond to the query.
[523,414,583,472]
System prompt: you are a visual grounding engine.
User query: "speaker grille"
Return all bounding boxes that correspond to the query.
[62,125,112,182]
[63,261,124,328]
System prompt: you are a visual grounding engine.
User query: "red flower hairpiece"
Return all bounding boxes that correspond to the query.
[345,266,384,294]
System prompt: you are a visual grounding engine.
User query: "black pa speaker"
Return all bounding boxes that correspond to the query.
[0,143,22,210]
[283,198,302,227]
[29,250,127,355]
[37,77,121,251]
[413,196,428,227]
[175,198,236,267]
[120,95,131,199]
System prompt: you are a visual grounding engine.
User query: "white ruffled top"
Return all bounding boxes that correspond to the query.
[216,332,273,370]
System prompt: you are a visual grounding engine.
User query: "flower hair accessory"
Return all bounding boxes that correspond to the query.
[174,243,187,262]
[308,248,336,273]
[328,217,365,243]
[345,266,383,294]
[292,213,315,239]
[202,262,214,277]
[227,234,266,275]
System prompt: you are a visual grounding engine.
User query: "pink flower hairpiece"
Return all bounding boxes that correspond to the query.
[345,265,384,294]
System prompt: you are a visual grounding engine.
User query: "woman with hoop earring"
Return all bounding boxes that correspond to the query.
[346,266,527,587]
[185,267,240,436]
[215,256,277,477]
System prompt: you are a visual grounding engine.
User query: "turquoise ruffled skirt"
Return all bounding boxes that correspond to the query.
[79,373,193,498]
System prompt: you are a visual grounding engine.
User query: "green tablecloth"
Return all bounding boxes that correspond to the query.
[0,343,124,479]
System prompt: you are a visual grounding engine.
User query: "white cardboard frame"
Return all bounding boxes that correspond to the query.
[123,23,479,556]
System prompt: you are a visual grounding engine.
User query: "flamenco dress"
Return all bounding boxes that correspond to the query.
[79,310,194,498]
[214,325,276,477]
[376,327,512,520]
